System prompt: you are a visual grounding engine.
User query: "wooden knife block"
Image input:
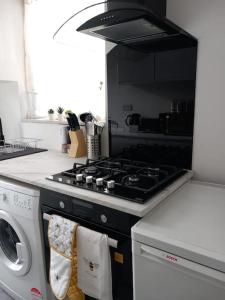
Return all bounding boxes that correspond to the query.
[68,129,87,158]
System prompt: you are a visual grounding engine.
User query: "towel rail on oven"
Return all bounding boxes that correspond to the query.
[43,213,118,248]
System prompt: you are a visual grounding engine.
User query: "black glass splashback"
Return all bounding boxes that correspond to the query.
[107,43,197,169]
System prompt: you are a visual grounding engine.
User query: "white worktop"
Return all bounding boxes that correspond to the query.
[0,150,193,217]
[132,180,225,272]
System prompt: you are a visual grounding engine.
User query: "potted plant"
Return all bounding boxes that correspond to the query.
[57,107,64,122]
[48,109,54,121]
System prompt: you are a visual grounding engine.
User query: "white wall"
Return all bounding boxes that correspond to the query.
[167,0,225,184]
[0,0,25,86]
[0,0,26,116]
[0,81,22,140]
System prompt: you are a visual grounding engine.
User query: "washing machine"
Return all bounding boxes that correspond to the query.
[0,177,52,300]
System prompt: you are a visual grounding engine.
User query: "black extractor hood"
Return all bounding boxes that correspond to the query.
[53,0,197,51]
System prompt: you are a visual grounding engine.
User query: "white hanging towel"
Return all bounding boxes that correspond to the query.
[77,226,113,300]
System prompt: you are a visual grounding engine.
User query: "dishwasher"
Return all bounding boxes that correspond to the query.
[132,181,225,300]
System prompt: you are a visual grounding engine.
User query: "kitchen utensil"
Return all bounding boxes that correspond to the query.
[95,122,104,135]
[86,121,104,136]
[86,135,101,160]
[68,113,80,131]
[85,121,104,160]
[72,113,80,129]
[66,117,73,131]
[86,121,95,136]
[79,112,94,123]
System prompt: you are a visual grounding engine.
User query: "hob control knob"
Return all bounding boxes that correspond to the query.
[86,176,93,184]
[96,178,104,187]
[100,214,108,224]
[107,180,115,189]
[76,174,83,182]
[59,201,65,209]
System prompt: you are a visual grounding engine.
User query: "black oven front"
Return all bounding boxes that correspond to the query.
[40,188,140,300]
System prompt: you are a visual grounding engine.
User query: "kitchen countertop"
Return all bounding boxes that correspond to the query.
[0,150,193,217]
[132,181,225,273]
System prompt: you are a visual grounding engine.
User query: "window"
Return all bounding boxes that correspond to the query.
[24,0,106,119]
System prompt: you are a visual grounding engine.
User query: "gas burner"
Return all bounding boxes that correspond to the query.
[145,167,160,177]
[96,161,122,169]
[119,173,159,190]
[80,165,109,179]
[128,175,140,184]
[85,166,98,175]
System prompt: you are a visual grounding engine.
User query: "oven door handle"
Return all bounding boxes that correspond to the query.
[43,213,118,248]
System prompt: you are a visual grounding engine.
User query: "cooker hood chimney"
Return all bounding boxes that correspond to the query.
[54,1,197,51]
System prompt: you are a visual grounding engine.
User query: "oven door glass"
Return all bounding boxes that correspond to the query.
[0,219,20,263]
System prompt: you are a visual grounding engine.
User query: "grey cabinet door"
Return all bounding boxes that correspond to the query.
[118,54,155,84]
[155,47,197,82]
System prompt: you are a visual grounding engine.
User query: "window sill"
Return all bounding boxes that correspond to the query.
[22,118,68,125]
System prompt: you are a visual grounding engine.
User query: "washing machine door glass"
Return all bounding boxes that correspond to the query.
[0,211,31,276]
[0,219,20,263]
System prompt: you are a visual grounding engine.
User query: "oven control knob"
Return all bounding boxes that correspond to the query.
[86,176,93,184]
[100,214,108,224]
[59,201,65,209]
[107,180,115,189]
[76,174,83,182]
[96,178,104,187]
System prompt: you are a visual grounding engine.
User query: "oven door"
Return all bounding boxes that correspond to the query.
[41,205,133,300]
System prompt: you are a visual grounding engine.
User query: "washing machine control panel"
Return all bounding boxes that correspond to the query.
[13,193,32,210]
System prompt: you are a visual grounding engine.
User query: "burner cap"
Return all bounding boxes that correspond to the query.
[85,166,98,175]
[146,167,160,177]
[128,175,140,183]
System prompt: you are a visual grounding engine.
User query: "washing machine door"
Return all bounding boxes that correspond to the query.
[0,210,31,276]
